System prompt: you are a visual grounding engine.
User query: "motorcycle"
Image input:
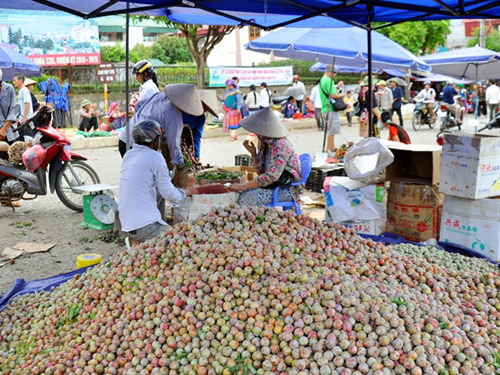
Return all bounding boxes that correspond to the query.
[412,98,438,131]
[440,95,464,131]
[0,105,100,211]
[436,113,500,145]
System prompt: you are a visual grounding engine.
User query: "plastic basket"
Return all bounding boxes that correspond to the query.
[235,154,252,166]
[305,167,346,192]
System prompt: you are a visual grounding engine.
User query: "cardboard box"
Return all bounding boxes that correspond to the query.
[440,153,500,200]
[443,133,500,159]
[324,177,386,223]
[195,168,249,186]
[173,192,239,224]
[440,195,500,262]
[219,166,256,181]
[385,143,442,185]
[339,219,386,236]
[386,181,444,242]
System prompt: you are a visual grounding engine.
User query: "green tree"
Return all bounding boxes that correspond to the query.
[467,27,500,52]
[44,38,54,51]
[100,44,126,62]
[14,28,22,46]
[375,20,451,55]
[130,43,153,63]
[7,27,13,44]
[134,16,236,88]
[152,35,191,64]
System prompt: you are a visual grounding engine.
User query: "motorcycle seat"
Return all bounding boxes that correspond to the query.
[0,141,8,153]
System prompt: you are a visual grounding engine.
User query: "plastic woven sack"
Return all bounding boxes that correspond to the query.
[344,138,394,183]
[23,144,47,172]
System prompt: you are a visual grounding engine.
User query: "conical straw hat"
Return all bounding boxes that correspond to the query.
[240,107,288,138]
[164,84,204,116]
[198,90,219,116]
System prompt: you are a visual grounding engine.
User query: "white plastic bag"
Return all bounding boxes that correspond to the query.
[344,138,394,183]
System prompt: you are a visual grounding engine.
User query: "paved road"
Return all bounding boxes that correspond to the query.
[0,111,494,216]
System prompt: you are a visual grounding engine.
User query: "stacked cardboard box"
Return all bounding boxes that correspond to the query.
[439,133,500,262]
[384,143,444,242]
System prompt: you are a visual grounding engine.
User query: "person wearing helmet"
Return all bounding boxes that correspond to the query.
[0,69,21,144]
[292,75,306,113]
[133,60,159,101]
[416,81,436,124]
[119,120,199,245]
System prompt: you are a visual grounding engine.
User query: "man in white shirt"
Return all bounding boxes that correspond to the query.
[259,82,272,109]
[416,81,436,124]
[13,74,33,121]
[119,120,198,245]
[486,79,500,121]
[293,75,306,113]
[310,79,324,130]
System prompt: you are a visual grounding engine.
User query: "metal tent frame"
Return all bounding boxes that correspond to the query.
[3,0,500,140]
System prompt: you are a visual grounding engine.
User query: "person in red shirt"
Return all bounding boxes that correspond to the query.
[380,111,411,144]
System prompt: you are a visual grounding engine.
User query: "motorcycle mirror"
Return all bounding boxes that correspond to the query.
[12,104,21,118]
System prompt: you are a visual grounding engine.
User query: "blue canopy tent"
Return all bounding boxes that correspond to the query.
[421,45,500,81]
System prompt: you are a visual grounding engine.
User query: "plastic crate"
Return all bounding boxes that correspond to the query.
[305,167,346,192]
[235,154,252,166]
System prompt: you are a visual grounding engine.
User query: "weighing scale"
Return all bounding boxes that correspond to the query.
[72,184,118,230]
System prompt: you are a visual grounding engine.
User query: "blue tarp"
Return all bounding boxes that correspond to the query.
[245,27,431,72]
[0,266,93,311]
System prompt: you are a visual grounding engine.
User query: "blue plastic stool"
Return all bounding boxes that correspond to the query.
[265,153,313,215]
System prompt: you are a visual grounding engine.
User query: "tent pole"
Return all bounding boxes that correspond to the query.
[367,23,374,137]
[125,3,130,150]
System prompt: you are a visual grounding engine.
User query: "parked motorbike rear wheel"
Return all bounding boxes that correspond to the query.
[412,112,422,131]
[55,160,101,212]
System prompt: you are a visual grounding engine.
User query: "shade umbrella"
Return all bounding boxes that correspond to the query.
[282,86,307,98]
[309,62,380,74]
[421,46,500,82]
[0,46,42,81]
[415,73,472,84]
[245,27,431,72]
[387,77,408,87]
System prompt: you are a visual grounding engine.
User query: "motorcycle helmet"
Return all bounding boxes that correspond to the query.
[424,80,431,86]
[132,60,154,76]
[133,120,163,144]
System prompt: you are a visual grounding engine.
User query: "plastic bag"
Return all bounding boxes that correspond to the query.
[344,138,394,183]
[22,133,46,172]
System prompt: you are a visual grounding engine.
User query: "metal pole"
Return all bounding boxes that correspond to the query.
[367,24,374,137]
[480,19,486,48]
[125,3,131,150]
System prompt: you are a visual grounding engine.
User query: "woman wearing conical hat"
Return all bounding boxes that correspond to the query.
[228,108,303,206]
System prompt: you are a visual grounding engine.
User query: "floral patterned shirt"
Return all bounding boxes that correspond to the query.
[256,137,303,202]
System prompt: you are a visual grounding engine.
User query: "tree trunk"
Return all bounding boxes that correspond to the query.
[196,59,205,90]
